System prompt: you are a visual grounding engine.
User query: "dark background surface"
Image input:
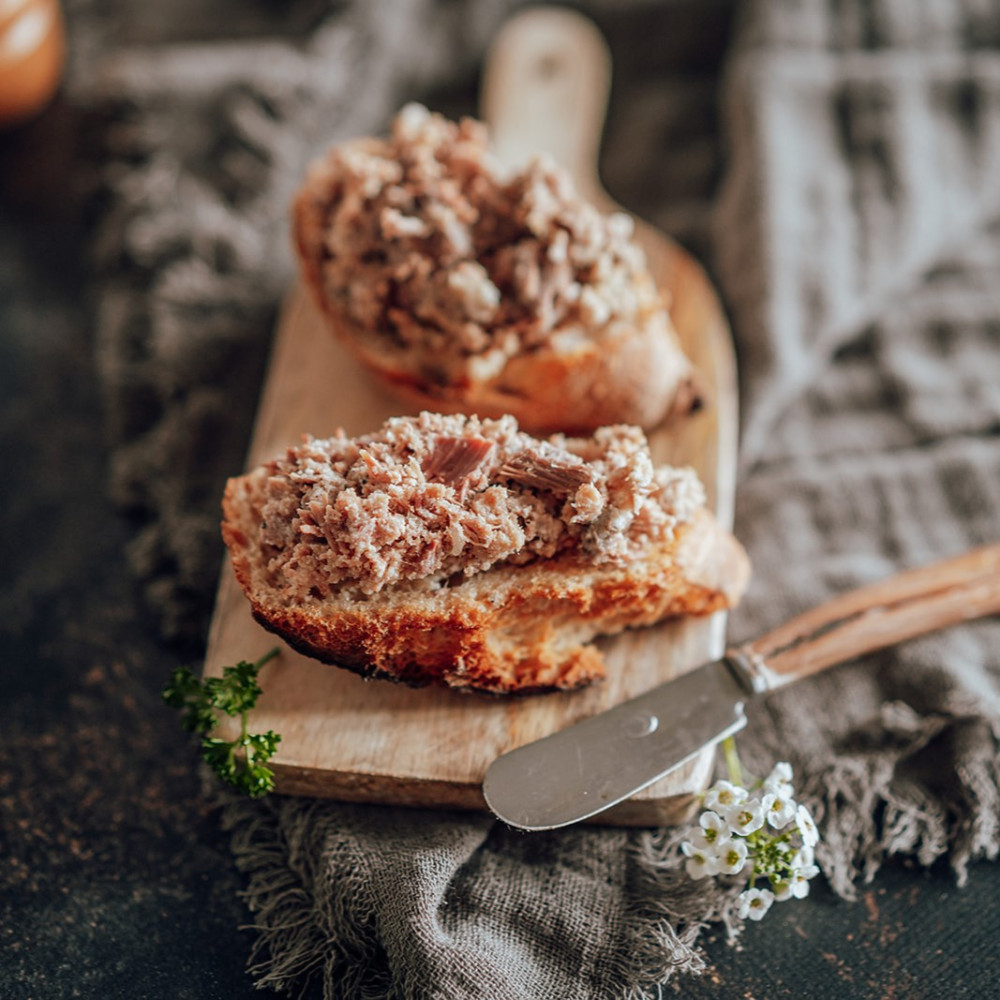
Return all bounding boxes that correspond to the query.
[3,4,1000,999]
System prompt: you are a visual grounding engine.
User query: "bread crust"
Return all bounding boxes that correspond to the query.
[223,473,749,694]
[301,289,701,436]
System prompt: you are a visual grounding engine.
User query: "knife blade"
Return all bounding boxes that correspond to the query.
[483,657,751,830]
[483,543,1000,830]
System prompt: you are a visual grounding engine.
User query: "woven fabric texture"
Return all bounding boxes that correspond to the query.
[88,1,1000,996]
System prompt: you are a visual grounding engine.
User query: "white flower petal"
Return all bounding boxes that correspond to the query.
[687,830,728,856]
[704,780,749,812]
[717,839,749,875]
[768,762,793,784]
[687,831,710,852]
[791,845,815,869]
[726,798,766,836]
[684,853,720,880]
[763,762,795,799]
[762,791,797,829]
[737,887,775,921]
[682,840,721,878]
[795,804,819,848]
[767,779,795,800]
[780,862,821,899]
[698,810,732,846]
[699,809,726,831]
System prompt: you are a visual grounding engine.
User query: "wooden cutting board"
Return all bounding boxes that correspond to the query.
[202,8,739,826]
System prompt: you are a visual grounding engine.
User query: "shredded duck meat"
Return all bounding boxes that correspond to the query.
[302,103,663,385]
[257,413,705,599]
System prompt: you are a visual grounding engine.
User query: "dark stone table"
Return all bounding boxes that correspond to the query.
[3,13,1000,1000]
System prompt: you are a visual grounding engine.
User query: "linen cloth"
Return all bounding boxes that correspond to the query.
[89,0,1000,996]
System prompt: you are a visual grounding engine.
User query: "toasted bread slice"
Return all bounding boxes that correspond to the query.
[291,104,700,435]
[221,414,749,694]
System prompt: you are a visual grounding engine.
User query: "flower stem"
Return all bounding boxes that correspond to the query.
[721,736,743,787]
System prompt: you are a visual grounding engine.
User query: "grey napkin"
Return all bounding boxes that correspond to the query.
[90,0,1000,996]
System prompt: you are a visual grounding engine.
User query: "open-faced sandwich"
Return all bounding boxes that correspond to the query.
[292,104,701,435]
[222,412,749,694]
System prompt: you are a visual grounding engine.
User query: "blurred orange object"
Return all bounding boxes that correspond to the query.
[0,0,65,128]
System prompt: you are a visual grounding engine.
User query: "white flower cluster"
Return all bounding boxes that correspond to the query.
[680,762,820,922]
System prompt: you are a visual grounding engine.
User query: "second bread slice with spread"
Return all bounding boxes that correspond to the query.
[222,413,749,694]
[292,104,701,435]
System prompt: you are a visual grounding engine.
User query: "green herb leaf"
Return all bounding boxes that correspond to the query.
[162,648,281,797]
[163,667,218,734]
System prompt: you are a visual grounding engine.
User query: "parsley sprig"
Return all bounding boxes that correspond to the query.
[163,648,282,797]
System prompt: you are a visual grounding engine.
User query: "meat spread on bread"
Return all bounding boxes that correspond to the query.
[292,104,701,434]
[222,413,749,694]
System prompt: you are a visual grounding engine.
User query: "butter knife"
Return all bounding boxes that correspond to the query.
[483,544,1000,830]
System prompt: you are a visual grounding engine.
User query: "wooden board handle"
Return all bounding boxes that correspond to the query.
[480,6,611,202]
[729,545,1000,690]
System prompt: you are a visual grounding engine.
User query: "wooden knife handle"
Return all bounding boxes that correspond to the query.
[479,6,611,205]
[728,544,1000,691]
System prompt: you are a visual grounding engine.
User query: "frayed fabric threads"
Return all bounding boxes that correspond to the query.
[221,796,742,1000]
[218,692,1000,998]
[88,0,1000,995]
